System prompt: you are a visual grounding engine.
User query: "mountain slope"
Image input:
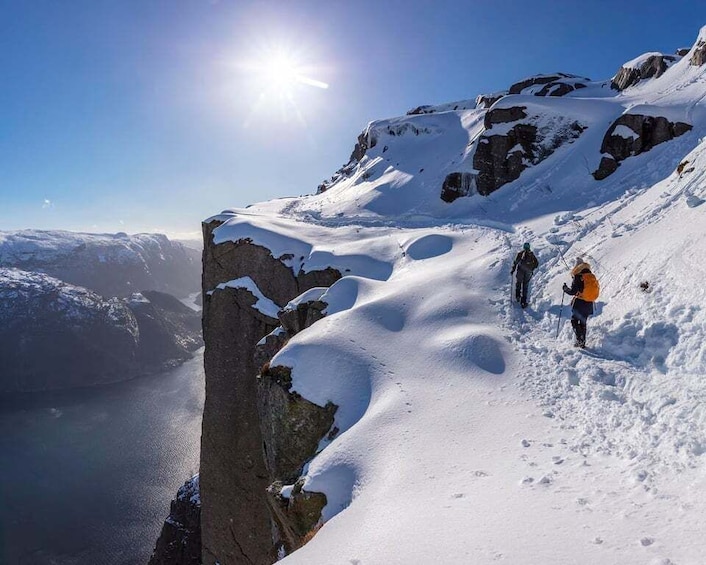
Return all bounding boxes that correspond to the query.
[196,25,706,565]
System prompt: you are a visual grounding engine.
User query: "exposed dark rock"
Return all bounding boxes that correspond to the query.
[149,476,202,565]
[691,40,706,66]
[440,172,476,203]
[474,125,536,195]
[508,73,589,97]
[475,93,506,109]
[199,219,341,565]
[126,290,202,372]
[474,107,585,195]
[407,105,435,115]
[0,230,200,298]
[611,54,678,90]
[0,268,139,393]
[536,81,586,96]
[509,74,561,94]
[593,114,693,179]
[484,106,528,129]
[676,47,690,56]
[349,128,378,163]
[278,297,327,337]
[266,480,328,556]
[258,364,337,483]
[593,156,619,181]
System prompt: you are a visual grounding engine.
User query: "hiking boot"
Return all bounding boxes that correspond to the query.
[521,302,528,308]
[574,340,586,349]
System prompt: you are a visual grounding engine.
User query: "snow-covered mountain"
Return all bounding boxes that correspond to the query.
[160,26,706,565]
[0,230,200,298]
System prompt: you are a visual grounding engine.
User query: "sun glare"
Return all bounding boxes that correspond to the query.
[258,51,329,93]
[237,42,330,127]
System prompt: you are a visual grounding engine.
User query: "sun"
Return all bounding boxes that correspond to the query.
[256,49,329,93]
[236,42,330,127]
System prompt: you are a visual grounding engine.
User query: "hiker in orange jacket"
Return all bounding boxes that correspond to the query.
[562,258,599,348]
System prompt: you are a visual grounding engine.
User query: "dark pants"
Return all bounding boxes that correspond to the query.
[515,270,532,304]
[570,301,592,345]
[571,316,587,345]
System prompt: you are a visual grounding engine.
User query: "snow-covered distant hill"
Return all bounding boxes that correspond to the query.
[183,25,706,565]
[0,230,200,298]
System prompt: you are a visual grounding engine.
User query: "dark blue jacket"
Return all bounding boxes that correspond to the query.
[563,267,594,319]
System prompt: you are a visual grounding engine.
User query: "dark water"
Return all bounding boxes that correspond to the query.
[0,351,205,565]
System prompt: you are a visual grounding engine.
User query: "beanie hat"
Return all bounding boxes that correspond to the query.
[575,257,584,266]
[523,242,531,250]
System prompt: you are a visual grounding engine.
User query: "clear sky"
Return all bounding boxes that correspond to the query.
[1,0,705,237]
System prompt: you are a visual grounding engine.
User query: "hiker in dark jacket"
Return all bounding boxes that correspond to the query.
[511,242,539,308]
[562,258,598,348]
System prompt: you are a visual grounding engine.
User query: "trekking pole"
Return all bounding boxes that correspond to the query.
[510,271,513,304]
[558,247,571,270]
[556,292,565,339]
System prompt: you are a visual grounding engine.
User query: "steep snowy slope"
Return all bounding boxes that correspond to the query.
[200,25,706,565]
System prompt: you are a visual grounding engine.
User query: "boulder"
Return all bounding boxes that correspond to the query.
[593,114,693,179]
[611,54,678,90]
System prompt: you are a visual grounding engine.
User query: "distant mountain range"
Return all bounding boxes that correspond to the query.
[0,231,202,393]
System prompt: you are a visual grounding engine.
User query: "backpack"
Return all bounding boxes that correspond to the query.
[578,272,599,302]
[519,251,538,270]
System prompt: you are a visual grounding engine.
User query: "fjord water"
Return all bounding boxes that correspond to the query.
[0,350,205,564]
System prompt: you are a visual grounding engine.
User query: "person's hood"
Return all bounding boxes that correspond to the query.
[571,262,591,276]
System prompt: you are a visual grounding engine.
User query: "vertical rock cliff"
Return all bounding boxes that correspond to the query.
[198,218,339,565]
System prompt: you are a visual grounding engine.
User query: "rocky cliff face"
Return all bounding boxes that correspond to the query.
[149,476,202,565]
[197,219,340,565]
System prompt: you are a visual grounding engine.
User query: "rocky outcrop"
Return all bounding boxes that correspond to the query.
[593,114,692,180]
[473,106,585,195]
[266,480,328,554]
[0,268,139,393]
[126,290,202,372]
[199,220,340,565]
[258,364,337,484]
[0,230,200,298]
[149,476,202,565]
[611,54,679,90]
[691,40,706,66]
[475,93,506,109]
[440,172,476,203]
[508,73,589,97]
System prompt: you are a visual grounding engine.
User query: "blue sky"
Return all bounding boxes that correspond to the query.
[1,0,704,237]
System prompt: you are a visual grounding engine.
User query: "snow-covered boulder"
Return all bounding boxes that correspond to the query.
[593,113,692,180]
[611,52,680,90]
[508,73,590,96]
